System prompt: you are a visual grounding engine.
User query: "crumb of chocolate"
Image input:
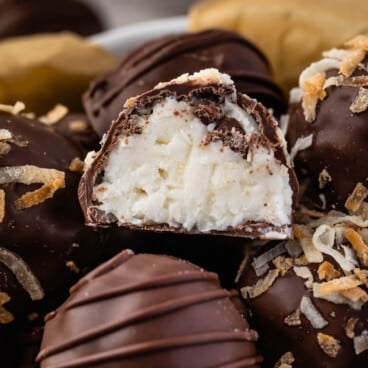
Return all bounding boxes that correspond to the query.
[318,168,332,189]
[274,351,295,368]
[284,309,302,327]
[345,317,358,338]
[66,260,80,273]
[39,104,69,125]
[317,261,342,281]
[317,332,341,358]
[273,256,294,276]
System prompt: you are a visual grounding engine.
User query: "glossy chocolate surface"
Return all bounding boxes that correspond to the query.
[38,250,262,368]
[84,29,286,136]
[239,247,368,367]
[0,112,105,323]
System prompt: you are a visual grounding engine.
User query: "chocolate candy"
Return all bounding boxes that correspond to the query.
[83,29,286,136]
[287,35,368,210]
[79,69,297,240]
[238,212,368,367]
[37,249,263,368]
[0,0,104,39]
[0,108,105,324]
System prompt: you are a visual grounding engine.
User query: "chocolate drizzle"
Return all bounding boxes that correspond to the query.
[37,250,263,368]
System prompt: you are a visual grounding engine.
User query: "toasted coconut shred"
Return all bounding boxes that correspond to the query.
[298,34,368,122]
[317,332,341,358]
[0,189,5,223]
[0,292,14,324]
[0,247,44,301]
[274,351,295,368]
[39,104,69,125]
[0,165,65,210]
[242,199,368,357]
[0,101,25,115]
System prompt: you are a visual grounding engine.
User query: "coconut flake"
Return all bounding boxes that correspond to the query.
[318,169,332,189]
[0,292,14,324]
[0,189,4,223]
[241,269,280,299]
[285,239,303,258]
[0,101,25,115]
[279,114,289,136]
[313,283,364,310]
[313,225,356,271]
[354,330,368,355]
[289,87,302,104]
[290,134,313,161]
[350,88,368,113]
[284,309,302,327]
[39,104,69,125]
[345,317,358,338]
[317,332,341,358]
[251,242,286,273]
[293,266,314,289]
[0,165,65,210]
[0,247,44,300]
[344,228,368,267]
[300,296,328,329]
[317,261,341,281]
[274,351,295,368]
[345,183,368,213]
[299,59,340,86]
[317,276,362,295]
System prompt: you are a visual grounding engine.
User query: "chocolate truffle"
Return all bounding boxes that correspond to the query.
[239,211,368,367]
[83,28,286,136]
[287,35,368,210]
[0,106,105,324]
[37,249,263,368]
[79,69,297,239]
[0,0,104,39]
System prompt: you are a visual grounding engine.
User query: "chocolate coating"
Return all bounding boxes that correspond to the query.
[287,45,368,210]
[239,246,368,367]
[79,75,296,239]
[37,249,262,368]
[0,111,105,323]
[51,113,100,153]
[84,29,286,136]
[0,0,104,39]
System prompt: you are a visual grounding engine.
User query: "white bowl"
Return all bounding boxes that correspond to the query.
[89,16,188,55]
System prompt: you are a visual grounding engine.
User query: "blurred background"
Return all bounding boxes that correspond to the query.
[0,0,197,40]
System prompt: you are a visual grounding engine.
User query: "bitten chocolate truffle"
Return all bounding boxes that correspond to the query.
[84,29,286,136]
[79,69,296,239]
[239,210,368,368]
[287,35,368,210]
[0,106,105,324]
[37,249,263,368]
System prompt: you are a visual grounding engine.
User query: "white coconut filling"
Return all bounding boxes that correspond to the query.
[93,97,292,233]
